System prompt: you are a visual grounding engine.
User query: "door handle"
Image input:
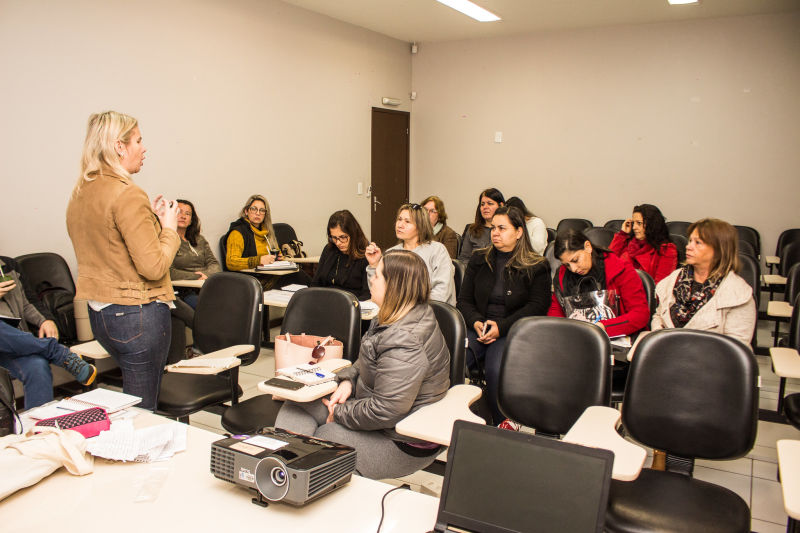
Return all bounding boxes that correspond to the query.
[373,195,382,212]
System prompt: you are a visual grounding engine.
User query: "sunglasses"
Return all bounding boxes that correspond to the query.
[308,336,334,364]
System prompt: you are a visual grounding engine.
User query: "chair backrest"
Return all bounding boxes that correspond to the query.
[734,225,760,259]
[737,252,761,303]
[452,259,466,299]
[459,223,471,256]
[546,227,556,244]
[785,263,800,306]
[544,241,560,277]
[603,219,624,233]
[666,221,691,237]
[14,253,76,294]
[737,240,757,260]
[218,234,229,271]
[194,272,263,365]
[776,228,800,256]
[788,293,800,351]
[280,287,361,361]
[622,329,758,460]
[272,223,299,247]
[635,269,656,316]
[498,317,611,436]
[429,301,467,387]
[555,218,593,234]
[585,227,615,249]
[780,241,800,277]
[669,234,688,263]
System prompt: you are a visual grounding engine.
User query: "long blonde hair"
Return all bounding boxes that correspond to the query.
[73,111,138,195]
[240,194,279,249]
[377,250,430,325]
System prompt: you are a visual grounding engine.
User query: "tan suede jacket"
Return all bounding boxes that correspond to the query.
[66,171,180,305]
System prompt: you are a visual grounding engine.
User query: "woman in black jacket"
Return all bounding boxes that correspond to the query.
[311,210,370,301]
[457,206,551,425]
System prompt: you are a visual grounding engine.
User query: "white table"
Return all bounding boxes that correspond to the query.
[395,384,485,446]
[771,346,800,414]
[777,439,800,527]
[263,290,378,320]
[286,256,320,264]
[1,412,439,533]
[257,359,352,402]
[172,278,205,288]
[768,300,793,319]
[241,267,298,276]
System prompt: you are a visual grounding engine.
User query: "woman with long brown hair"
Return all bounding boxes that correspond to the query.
[311,210,370,300]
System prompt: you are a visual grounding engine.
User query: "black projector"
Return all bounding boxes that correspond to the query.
[210,427,357,507]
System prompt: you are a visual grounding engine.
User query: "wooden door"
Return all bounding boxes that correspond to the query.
[370,107,410,249]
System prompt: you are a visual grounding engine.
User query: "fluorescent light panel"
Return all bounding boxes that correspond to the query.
[435,0,501,22]
[668,0,699,4]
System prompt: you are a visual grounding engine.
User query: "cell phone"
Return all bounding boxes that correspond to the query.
[0,275,13,283]
[263,377,304,391]
[481,322,488,337]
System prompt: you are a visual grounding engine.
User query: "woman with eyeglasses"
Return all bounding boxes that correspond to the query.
[170,198,221,308]
[457,206,551,425]
[609,203,677,283]
[311,210,370,300]
[276,250,450,479]
[548,229,650,338]
[422,195,459,259]
[458,188,505,262]
[365,203,456,305]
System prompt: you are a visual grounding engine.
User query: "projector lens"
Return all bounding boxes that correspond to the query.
[271,467,287,486]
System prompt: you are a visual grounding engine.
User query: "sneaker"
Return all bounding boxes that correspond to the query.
[62,353,97,386]
[497,418,520,431]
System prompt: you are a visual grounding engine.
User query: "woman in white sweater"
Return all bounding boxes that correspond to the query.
[505,196,547,256]
[366,203,456,306]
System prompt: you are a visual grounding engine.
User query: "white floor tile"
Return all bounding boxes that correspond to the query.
[189,409,222,430]
[751,478,788,525]
[760,397,779,411]
[692,466,751,505]
[752,459,779,481]
[190,421,226,436]
[751,518,788,533]
[748,444,778,463]
[695,457,752,476]
[238,371,263,391]
[756,421,800,448]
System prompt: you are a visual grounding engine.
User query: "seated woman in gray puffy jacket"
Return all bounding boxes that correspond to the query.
[275,250,450,480]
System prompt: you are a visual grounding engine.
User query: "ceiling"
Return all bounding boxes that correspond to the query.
[280,0,800,43]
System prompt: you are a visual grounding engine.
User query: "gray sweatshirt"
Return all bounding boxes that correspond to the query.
[367,242,456,306]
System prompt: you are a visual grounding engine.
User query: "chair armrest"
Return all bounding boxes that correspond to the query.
[563,406,647,482]
[770,347,800,379]
[765,255,780,266]
[256,359,352,401]
[777,439,800,520]
[165,344,253,375]
[395,384,485,446]
[171,279,205,288]
[767,301,793,319]
[763,274,787,286]
[71,340,111,360]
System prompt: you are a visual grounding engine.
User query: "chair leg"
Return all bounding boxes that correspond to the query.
[229,366,240,406]
[778,377,787,414]
[665,454,694,476]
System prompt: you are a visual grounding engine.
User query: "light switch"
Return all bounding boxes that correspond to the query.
[494,131,503,143]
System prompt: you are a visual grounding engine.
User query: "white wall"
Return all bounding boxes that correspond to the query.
[410,12,800,256]
[0,0,411,270]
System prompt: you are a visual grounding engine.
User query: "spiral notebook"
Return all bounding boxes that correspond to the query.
[275,364,336,386]
[57,389,142,414]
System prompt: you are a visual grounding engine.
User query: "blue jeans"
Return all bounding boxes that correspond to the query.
[466,330,507,425]
[0,320,72,409]
[89,302,171,411]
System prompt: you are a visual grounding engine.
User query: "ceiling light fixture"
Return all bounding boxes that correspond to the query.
[435,0,501,22]
[668,0,699,5]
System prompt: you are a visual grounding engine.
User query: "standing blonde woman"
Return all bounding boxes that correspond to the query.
[67,111,180,410]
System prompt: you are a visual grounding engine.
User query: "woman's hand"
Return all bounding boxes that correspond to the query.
[365,242,382,267]
[151,194,166,216]
[621,218,633,234]
[259,254,276,266]
[195,271,208,280]
[0,280,17,298]
[478,320,499,344]
[157,198,180,232]
[322,380,353,423]
[38,320,59,339]
[473,320,484,338]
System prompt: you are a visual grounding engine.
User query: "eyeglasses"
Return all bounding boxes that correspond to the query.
[247,206,267,215]
[426,208,438,214]
[329,234,350,244]
[178,210,193,217]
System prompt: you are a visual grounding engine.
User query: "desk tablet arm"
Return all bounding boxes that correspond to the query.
[71,340,112,360]
[563,406,647,482]
[395,384,485,447]
[165,344,251,375]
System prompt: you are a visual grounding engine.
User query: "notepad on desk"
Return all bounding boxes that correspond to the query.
[276,363,337,386]
[29,389,142,420]
[256,261,299,271]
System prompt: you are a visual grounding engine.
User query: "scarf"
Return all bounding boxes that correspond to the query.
[669,265,721,327]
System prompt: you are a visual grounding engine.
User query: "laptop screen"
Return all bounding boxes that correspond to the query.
[436,421,613,533]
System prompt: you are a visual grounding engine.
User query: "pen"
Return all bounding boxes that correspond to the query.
[56,406,76,411]
[481,323,488,337]
[315,372,325,378]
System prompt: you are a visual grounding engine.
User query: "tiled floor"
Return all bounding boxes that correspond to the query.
[183,323,800,532]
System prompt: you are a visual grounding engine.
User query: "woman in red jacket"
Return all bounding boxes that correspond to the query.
[608,204,677,283]
[548,229,650,338]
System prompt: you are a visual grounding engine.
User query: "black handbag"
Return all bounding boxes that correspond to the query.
[0,366,22,436]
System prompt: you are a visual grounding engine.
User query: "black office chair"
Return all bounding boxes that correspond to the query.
[778,295,800,431]
[429,301,467,387]
[736,253,761,351]
[555,218,593,235]
[666,221,691,237]
[610,270,655,406]
[737,240,757,261]
[543,241,560,277]
[15,252,78,343]
[546,227,556,244]
[272,222,299,248]
[780,241,800,277]
[157,273,263,422]
[585,227,615,249]
[772,229,800,273]
[734,225,761,260]
[497,317,611,438]
[670,234,688,264]
[604,329,758,533]
[219,234,229,271]
[452,260,466,299]
[604,219,624,233]
[220,287,361,434]
[459,223,472,256]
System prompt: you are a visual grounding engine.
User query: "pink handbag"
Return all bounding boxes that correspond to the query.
[274,333,343,371]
